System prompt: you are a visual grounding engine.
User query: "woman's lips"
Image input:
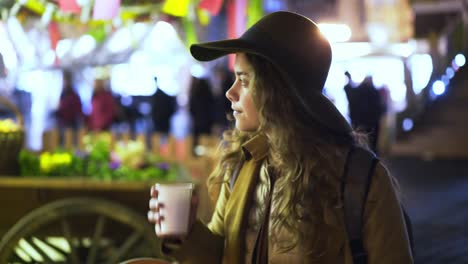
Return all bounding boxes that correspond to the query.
[233,109,242,116]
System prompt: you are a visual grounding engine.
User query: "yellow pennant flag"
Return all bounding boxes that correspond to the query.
[162,0,191,17]
[197,8,210,26]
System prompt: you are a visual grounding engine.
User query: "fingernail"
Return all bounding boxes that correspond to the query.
[155,223,161,234]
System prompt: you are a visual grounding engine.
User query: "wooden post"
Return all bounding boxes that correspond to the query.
[77,128,87,151]
[64,128,74,150]
[151,133,161,156]
[42,129,59,152]
[42,131,52,152]
[167,135,177,161]
[110,131,117,151]
[183,136,194,161]
[121,131,130,143]
[51,129,59,151]
[136,133,146,151]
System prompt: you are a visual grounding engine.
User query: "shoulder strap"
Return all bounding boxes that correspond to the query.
[343,146,378,264]
[229,160,244,191]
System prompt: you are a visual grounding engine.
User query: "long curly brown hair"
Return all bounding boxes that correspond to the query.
[207,53,368,252]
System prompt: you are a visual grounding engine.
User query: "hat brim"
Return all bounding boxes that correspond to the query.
[190,38,262,62]
[190,39,352,136]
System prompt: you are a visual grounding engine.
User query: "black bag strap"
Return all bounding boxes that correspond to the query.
[343,146,378,264]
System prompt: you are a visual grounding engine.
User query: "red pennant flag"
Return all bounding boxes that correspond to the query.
[58,0,81,14]
[48,22,60,65]
[199,0,223,16]
[93,0,121,20]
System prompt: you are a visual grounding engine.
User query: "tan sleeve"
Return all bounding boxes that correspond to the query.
[363,162,414,264]
[163,179,231,263]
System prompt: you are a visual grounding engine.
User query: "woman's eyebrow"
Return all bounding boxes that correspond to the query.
[235,71,250,78]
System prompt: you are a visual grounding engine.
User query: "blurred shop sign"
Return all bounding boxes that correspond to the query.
[366,0,413,43]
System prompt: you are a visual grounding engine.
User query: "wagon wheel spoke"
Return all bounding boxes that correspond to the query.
[31,236,69,263]
[0,198,164,263]
[86,215,106,264]
[41,237,70,256]
[61,219,80,264]
[25,237,54,263]
[106,230,142,264]
[12,246,34,263]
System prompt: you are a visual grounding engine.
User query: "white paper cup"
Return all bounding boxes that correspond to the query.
[155,183,194,236]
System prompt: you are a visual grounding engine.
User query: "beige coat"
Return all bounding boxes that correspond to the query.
[168,135,413,263]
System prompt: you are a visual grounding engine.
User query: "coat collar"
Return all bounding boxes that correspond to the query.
[241,134,269,162]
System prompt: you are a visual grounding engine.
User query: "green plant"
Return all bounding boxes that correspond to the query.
[18,133,178,181]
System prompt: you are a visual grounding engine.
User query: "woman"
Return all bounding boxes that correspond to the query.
[148,11,413,263]
[57,71,83,130]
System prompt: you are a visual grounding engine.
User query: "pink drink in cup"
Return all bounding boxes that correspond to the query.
[155,183,194,236]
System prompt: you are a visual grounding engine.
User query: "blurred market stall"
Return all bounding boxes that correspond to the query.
[0,1,233,262]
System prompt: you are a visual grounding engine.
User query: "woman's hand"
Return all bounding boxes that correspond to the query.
[148,184,199,239]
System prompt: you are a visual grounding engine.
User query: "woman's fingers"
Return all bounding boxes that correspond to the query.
[148,195,165,226]
[147,211,164,223]
[149,185,169,237]
[147,210,155,223]
[149,198,165,209]
[155,221,162,235]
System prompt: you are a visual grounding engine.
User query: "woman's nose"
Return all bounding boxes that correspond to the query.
[225,82,238,102]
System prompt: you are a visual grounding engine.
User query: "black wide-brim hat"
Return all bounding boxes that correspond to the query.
[190,11,351,136]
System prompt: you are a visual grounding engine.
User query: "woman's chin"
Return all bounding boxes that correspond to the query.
[235,123,258,132]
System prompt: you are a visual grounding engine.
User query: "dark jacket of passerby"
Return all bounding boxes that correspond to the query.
[189,77,215,136]
[214,68,235,130]
[151,88,177,134]
[57,72,83,129]
[345,77,384,151]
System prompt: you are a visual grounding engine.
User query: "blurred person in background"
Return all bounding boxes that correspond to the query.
[1,53,31,121]
[151,78,177,135]
[56,71,83,130]
[149,11,413,264]
[212,66,235,134]
[188,76,215,152]
[345,75,384,153]
[87,79,116,131]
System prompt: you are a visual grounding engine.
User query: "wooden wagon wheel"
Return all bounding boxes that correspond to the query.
[0,197,165,263]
